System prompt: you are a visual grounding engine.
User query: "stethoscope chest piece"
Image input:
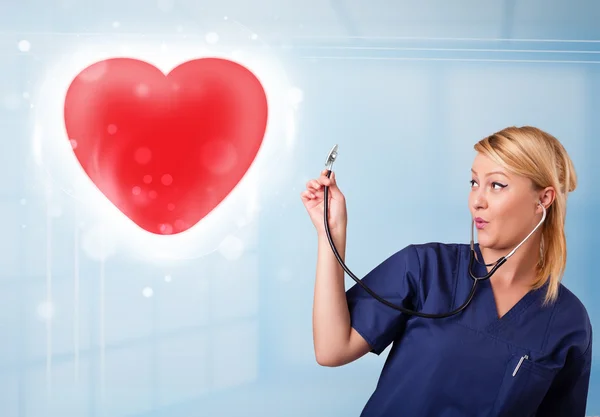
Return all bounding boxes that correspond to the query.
[325,144,338,172]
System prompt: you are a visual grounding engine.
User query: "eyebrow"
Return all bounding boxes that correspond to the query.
[471,169,509,177]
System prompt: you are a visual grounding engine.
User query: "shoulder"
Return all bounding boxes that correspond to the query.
[546,283,592,359]
[392,242,469,283]
[369,242,466,278]
[408,241,470,263]
[556,284,591,321]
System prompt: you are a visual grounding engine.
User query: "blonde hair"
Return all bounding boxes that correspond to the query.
[474,126,577,306]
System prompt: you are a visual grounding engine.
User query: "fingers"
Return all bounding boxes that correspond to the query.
[320,170,337,188]
[300,189,316,200]
[306,179,321,191]
[301,170,341,202]
[306,170,336,189]
[301,187,324,200]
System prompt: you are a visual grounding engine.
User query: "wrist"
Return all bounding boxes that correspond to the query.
[318,228,346,244]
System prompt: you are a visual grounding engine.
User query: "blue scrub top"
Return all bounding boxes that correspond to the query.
[346,242,593,417]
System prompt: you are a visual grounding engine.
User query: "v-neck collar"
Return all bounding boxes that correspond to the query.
[472,244,544,334]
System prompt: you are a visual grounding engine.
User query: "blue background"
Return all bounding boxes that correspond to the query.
[1,0,599,415]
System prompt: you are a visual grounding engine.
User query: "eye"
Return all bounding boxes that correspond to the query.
[492,182,507,190]
[470,179,478,187]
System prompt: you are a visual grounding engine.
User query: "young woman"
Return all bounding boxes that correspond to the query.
[301,126,592,416]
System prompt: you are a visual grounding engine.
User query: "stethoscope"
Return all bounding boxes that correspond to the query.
[322,144,547,319]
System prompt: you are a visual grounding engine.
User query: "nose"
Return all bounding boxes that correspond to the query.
[471,189,487,211]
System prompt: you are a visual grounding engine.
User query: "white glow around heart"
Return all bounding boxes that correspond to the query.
[29,27,298,263]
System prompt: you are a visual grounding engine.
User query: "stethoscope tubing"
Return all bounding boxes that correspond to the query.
[322,168,545,319]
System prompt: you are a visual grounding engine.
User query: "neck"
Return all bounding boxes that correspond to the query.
[479,235,541,288]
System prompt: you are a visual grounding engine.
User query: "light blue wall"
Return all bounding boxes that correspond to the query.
[1,1,598,415]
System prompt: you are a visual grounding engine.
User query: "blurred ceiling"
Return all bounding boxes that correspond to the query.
[1,0,599,41]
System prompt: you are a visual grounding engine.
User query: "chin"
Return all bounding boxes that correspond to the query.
[474,233,496,249]
[475,230,488,243]
[477,235,513,253]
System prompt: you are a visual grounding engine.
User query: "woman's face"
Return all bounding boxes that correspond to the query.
[468,153,545,251]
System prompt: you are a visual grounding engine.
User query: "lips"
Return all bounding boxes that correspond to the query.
[474,217,488,230]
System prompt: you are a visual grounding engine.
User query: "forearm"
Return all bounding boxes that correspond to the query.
[312,231,351,364]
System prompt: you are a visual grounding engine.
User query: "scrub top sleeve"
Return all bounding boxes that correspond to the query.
[536,336,593,417]
[345,244,421,356]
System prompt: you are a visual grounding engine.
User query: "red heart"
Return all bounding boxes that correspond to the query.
[64,57,268,235]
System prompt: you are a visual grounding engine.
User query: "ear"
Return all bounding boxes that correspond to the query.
[538,187,556,210]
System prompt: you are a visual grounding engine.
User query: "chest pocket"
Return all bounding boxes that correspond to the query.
[489,353,557,417]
